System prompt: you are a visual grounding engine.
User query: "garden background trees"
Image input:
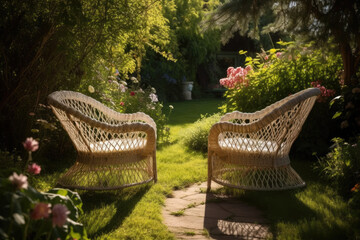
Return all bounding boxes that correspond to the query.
[208,0,360,87]
[0,0,175,149]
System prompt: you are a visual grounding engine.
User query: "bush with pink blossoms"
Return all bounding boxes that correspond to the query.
[0,175,88,239]
[311,81,336,102]
[219,66,252,89]
[220,41,343,156]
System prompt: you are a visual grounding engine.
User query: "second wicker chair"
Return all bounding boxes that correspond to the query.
[207,88,321,191]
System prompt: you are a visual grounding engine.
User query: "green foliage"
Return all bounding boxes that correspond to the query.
[182,113,221,152]
[220,41,342,156]
[0,0,175,149]
[317,137,360,205]
[141,0,221,100]
[330,85,360,141]
[208,0,360,86]
[221,42,342,113]
[78,64,172,143]
[0,177,87,240]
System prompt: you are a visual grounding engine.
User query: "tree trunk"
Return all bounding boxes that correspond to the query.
[340,42,357,87]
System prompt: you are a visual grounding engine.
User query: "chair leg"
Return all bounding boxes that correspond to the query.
[207,152,212,192]
[153,151,157,183]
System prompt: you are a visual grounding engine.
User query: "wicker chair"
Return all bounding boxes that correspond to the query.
[207,88,321,191]
[48,91,157,190]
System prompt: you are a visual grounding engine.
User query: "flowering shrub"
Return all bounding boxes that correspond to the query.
[219,41,342,156]
[311,81,336,102]
[220,42,342,113]
[219,66,252,89]
[0,174,87,239]
[79,64,172,143]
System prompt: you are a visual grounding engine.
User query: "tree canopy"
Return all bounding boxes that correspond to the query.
[208,0,360,86]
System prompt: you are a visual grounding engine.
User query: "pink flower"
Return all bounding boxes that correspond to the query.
[23,137,39,152]
[31,202,51,220]
[120,102,125,106]
[276,52,283,58]
[52,204,69,227]
[130,91,135,96]
[27,163,41,175]
[9,172,28,189]
[264,55,269,60]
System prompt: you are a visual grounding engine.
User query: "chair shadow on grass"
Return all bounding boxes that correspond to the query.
[79,183,152,238]
[203,185,315,239]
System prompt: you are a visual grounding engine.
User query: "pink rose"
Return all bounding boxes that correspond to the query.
[52,204,69,227]
[31,202,51,220]
[27,163,41,175]
[9,172,28,189]
[23,137,39,152]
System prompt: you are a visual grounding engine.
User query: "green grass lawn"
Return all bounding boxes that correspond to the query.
[34,97,359,239]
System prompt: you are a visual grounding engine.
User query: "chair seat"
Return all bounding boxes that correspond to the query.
[89,138,147,152]
[219,137,279,153]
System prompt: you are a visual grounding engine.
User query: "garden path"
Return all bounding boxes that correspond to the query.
[162,182,271,239]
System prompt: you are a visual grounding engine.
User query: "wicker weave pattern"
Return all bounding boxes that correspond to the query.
[48,91,157,190]
[208,88,321,191]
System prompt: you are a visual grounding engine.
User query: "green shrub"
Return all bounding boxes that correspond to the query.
[78,64,172,143]
[0,174,87,240]
[317,137,360,207]
[182,113,221,153]
[220,41,342,113]
[219,41,343,156]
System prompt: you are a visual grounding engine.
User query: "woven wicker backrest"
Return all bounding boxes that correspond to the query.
[210,88,321,159]
[48,91,156,153]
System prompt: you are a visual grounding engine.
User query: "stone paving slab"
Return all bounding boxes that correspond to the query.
[162,182,271,240]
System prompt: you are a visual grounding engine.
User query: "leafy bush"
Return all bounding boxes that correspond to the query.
[182,113,221,153]
[78,64,172,143]
[317,137,360,207]
[0,174,87,240]
[220,41,342,113]
[219,41,342,156]
[330,85,360,142]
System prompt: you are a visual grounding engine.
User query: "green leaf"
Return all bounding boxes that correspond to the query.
[332,112,342,119]
[238,50,247,55]
[245,56,252,62]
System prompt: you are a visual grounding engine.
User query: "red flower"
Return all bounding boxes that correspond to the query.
[31,202,51,220]
[27,163,41,175]
[120,102,125,106]
[130,91,135,96]
[351,183,360,192]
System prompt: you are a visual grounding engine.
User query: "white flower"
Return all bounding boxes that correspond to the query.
[88,85,95,93]
[130,77,138,83]
[169,105,174,110]
[121,81,127,86]
[119,84,127,93]
[147,104,155,110]
[151,87,156,93]
[149,93,158,102]
[138,88,145,93]
[9,172,28,189]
